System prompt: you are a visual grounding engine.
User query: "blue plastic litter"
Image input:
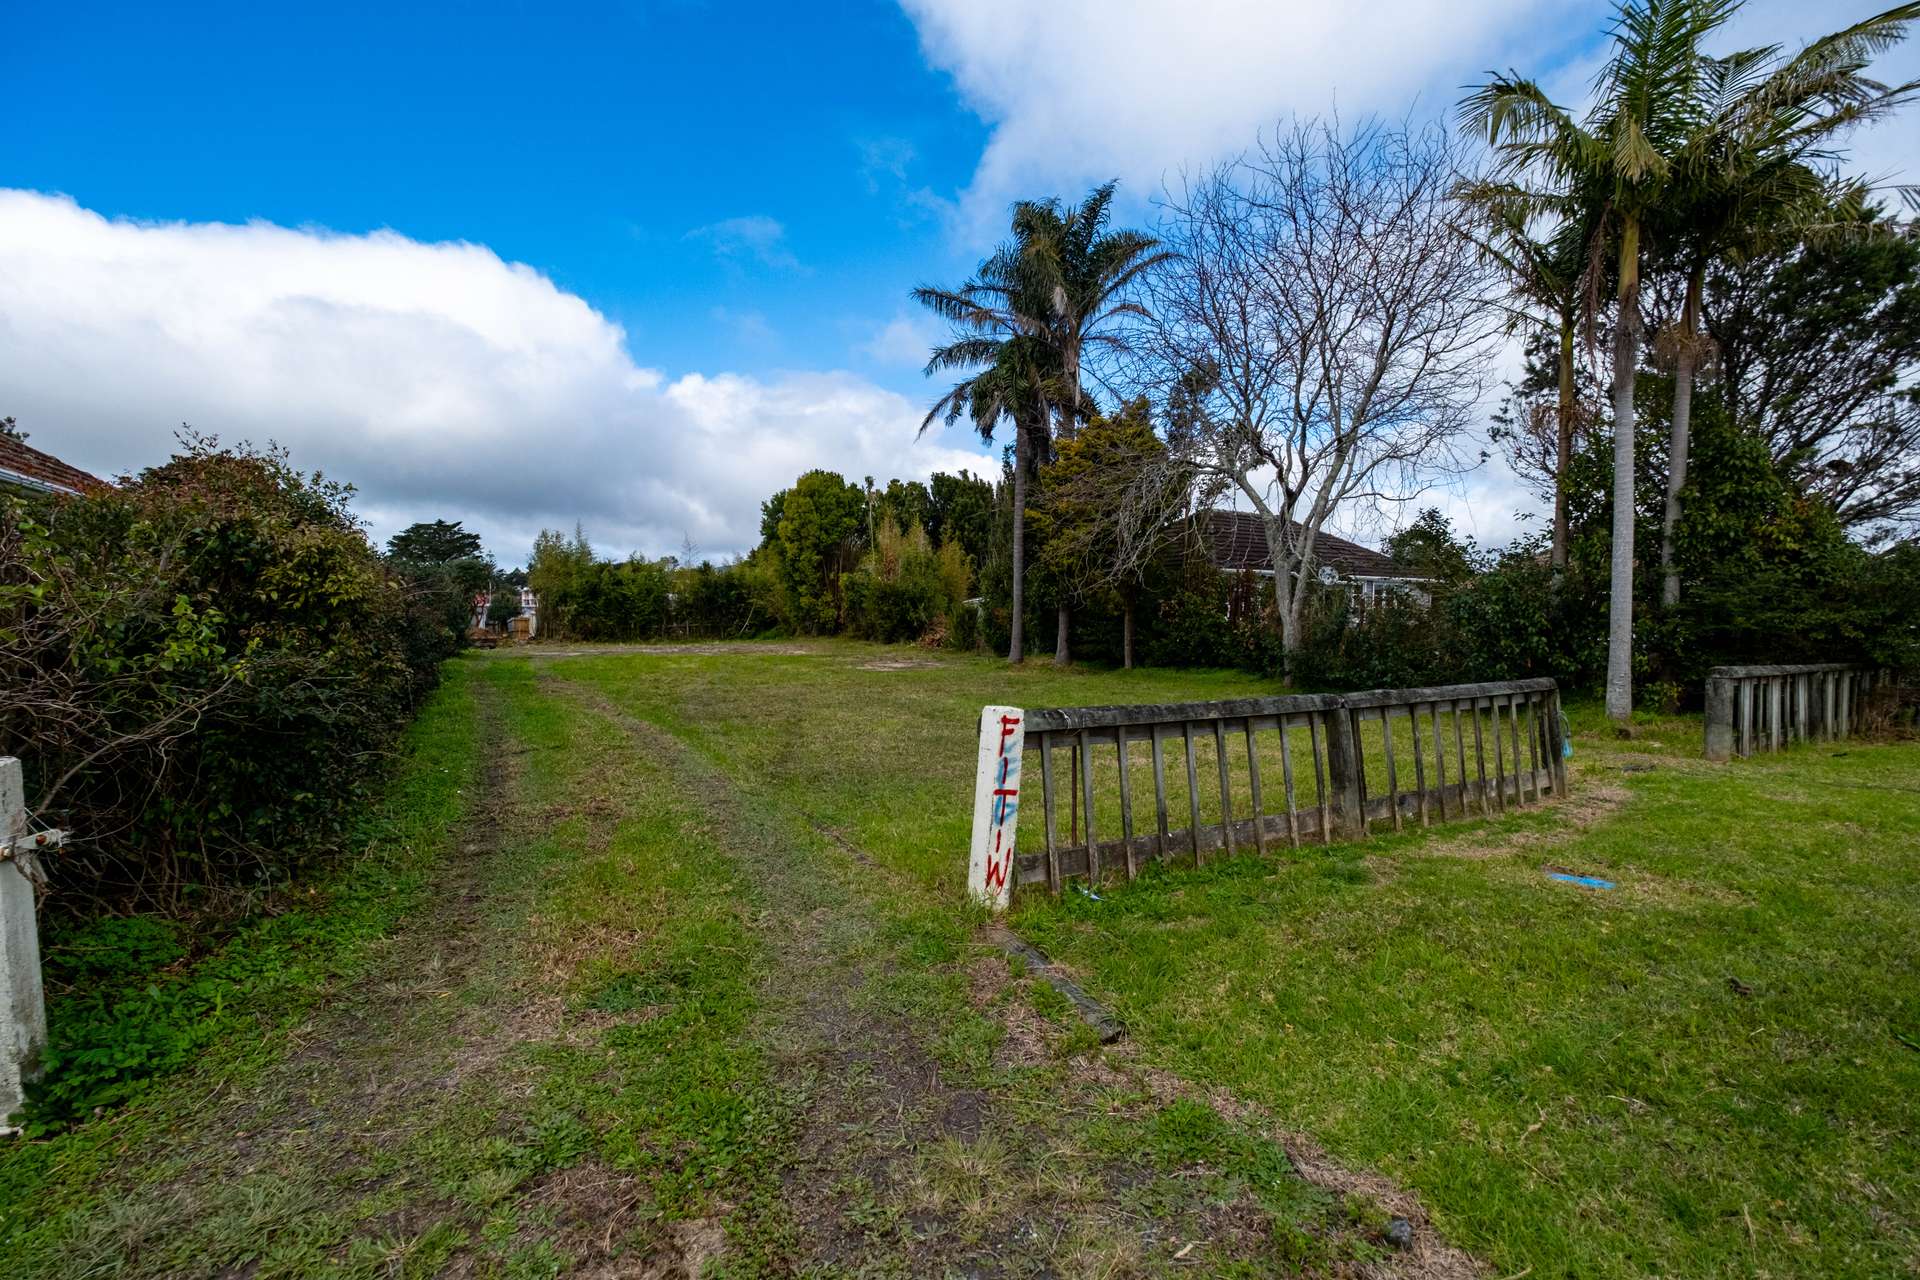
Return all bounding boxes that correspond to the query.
[1075,884,1104,902]
[1547,872,1615,890]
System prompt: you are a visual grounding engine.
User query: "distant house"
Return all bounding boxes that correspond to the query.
[1199,510,1432,603]
[0,434,110,498]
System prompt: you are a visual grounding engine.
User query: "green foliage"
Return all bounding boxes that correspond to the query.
[13,659,478,1128]
[1385,507,1476,583]
[928,470,995,570]
[842,517,970,643]
[670,557,768,638]
[946,599,982,652]
[387,518,484,565]
[0,436,458,909]
[765,470,865,634]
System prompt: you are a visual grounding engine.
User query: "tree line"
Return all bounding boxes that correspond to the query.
[902,0,1920,724]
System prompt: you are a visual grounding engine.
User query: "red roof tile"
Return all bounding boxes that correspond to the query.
[1200,510,1424,580]
[0,435,110,497]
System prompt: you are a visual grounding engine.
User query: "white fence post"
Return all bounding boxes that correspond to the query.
[967,705,1024,912]
[1,758,49,1127]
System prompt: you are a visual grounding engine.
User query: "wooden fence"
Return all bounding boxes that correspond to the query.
[1011,678,1567,895]
[1704,664,1880,761]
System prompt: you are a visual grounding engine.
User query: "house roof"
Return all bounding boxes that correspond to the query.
[1200,509,1425,581]
[0,434,110,497]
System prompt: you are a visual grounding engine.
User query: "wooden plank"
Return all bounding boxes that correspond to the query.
[1490,696,1507,813]
[1040,734,1060,894]
[1453,699,1469,812]
[1549,689,1568,796]
[1069,741,1080,843]
[1510,695,1527,804]
[1244,719,1266,856]
[1151,724,1170,860]
[1184,722,1202,865]
[1431,702,1448,819]
[1380,707,1402,832]
[1214,718,1235,857]
[1325,707,1367,839]
[1309,713,1331,846]
[1115,727,1136,881]
[1078,729,1098,883]
[1409,703,1429,827]
[1523,695,1540,803]
[1339,676,1559,710]
[1012,770,1562,886]
[1470,698,1490,816]
[1025,691,1348,733]
[1278,717,1301,849]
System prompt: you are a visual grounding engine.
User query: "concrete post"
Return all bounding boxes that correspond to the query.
[1,758,48,1126]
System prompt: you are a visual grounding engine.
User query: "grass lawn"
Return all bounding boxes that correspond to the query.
[561,640,1920,1278]
[3,638,1913,1277]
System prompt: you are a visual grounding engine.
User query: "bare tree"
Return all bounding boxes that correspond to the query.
[1144,118,1500,660]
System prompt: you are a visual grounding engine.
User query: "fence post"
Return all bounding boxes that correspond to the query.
[1704,672,1735,763]
[967,706,1024,911]
[1323,706,1366,838]
[1,759,49,1127]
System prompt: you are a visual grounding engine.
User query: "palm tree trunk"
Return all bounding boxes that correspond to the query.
[1605,218,1641,726]
[1008,424,1027,664]
[1053,351,1080,668]
[1553,315,1575,572]
[1660,265,1702,609]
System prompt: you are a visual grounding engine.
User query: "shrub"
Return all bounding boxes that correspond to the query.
[947,599,982,652]
[0,437,453,912]
[843,518,970,643]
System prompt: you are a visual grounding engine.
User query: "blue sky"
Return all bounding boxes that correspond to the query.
[3,0,1912,562]
[5,1,987,392]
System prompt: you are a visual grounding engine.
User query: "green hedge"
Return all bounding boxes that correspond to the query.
[0,438,460,912]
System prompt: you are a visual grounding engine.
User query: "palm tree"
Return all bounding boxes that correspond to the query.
[1455,189,1597,569]
[1655,8,1920,606]
[1466,0,1741,725]
[1004,184,1169,665]
[916,184,1166,666]
[913,262,1060,662]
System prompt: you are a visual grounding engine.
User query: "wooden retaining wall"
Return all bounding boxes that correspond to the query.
[1014,678,1567,894]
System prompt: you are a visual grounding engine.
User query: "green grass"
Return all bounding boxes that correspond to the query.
[558,639,1920,1279]
[0,658,487,1263]
[6,638,1913,1277]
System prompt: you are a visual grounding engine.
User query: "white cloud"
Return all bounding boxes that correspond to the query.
[0,191,986,563]
[858,312,941,367]
[857,136,918,192]
[685,214,806,273]
[900,0,1598,235]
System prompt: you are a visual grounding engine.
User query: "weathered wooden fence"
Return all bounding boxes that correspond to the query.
[994,678,1566,898]
[1703,664,1881,762]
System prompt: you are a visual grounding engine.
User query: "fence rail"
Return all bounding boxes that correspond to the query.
[1012,678,1567,895]
[1704,664,1880,761]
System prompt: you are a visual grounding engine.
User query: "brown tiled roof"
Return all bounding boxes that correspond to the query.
[0,434,110,496]
[1200,509,1425,581]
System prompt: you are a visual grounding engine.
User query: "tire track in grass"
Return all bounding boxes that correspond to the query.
[544,668,1484,1279]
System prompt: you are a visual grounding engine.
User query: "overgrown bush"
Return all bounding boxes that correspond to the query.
[0,438,455,912]
[842,518,970,643]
